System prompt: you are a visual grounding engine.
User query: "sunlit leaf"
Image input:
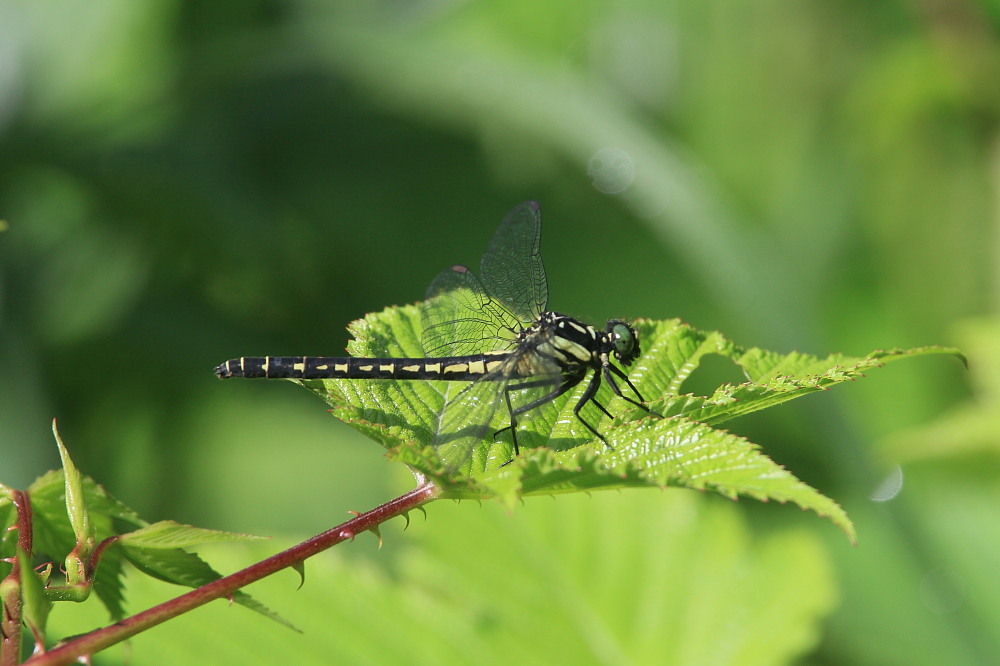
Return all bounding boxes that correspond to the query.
[297,303,961,540]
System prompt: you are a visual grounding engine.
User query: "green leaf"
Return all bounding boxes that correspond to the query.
[402,493,839,666]
[117,521,267,549]
[92,545,128,621]
[118,545,294,630]
[297,302,961,540]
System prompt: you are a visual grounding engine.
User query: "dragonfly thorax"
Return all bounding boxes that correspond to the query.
[512,312,640,379]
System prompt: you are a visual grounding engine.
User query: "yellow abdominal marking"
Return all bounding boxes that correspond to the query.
[379,364,394,373]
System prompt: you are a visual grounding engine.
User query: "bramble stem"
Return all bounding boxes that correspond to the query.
[1,491,33,666]
[25,482,441,666]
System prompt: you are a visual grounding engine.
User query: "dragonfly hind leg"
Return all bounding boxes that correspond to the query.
[494,377,580,457]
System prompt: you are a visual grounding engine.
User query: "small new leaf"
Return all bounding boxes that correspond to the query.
[52,419,94,556]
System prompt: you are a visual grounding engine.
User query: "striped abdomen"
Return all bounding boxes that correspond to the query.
[214,352,514,381]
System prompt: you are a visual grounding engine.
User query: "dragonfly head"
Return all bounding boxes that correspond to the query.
[606,320,641,366]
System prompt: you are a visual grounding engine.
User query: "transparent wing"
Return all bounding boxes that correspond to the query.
[431,375,510,474]
[480,201,548,322]
[431,354,563,474]
[419,201,555,471]
[421,265,521,357]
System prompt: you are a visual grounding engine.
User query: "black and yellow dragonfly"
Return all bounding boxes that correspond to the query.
[215,202,648,470]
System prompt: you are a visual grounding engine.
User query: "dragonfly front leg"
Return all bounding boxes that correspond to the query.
[604,362,648,410]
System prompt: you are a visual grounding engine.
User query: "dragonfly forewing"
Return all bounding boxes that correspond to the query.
[480,201,548,323]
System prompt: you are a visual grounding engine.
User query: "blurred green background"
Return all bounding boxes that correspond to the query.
[2,1,997,664]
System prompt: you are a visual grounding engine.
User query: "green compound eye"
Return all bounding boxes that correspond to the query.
[608,321,640,365]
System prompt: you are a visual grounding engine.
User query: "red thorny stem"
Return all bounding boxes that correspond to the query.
[1,491,33,666]
[24,482,441,666]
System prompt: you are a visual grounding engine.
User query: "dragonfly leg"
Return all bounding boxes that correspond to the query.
[571,369,614,450]
[496,376,580,456]
[604,363,649,411]
[589,397,614,420]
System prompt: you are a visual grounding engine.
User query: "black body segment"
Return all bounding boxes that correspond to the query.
[215,352,514,382]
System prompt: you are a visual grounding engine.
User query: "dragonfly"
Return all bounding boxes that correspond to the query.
[215,201,649,471]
